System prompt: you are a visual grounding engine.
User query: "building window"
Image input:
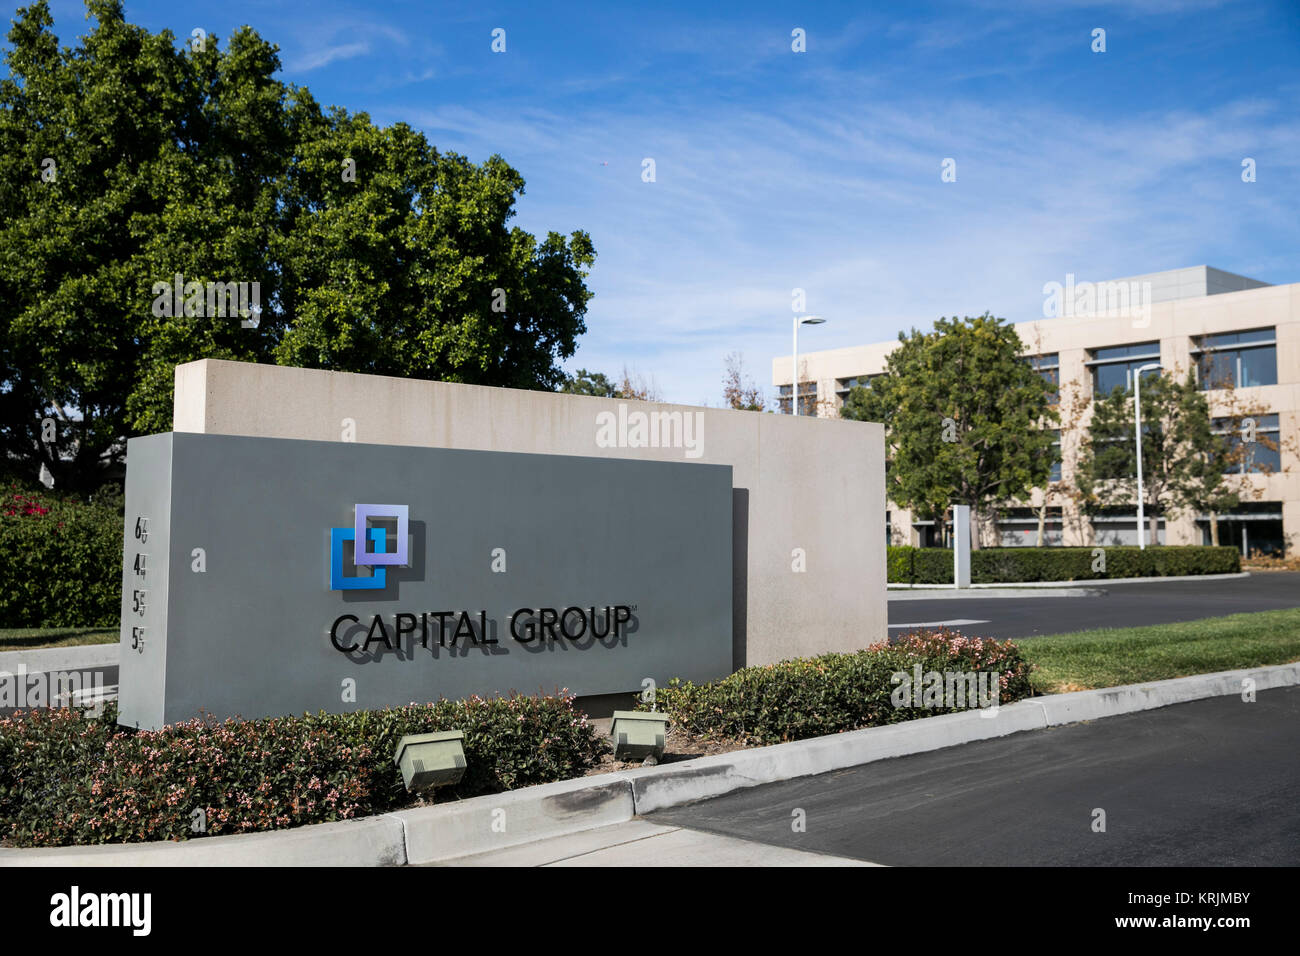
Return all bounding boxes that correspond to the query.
[1212,413,1282,474]
[1049,429,1062,483]
[1196,502,1284,556]
[778,382,817,415]
[835,373,885,400]
[996,507,1063,547]
[1090,506,1166,546]
[1025,353,1060,404]
[1086,342,1161,396]
[1193,328,1277,390]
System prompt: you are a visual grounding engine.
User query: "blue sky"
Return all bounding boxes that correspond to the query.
[26,0,1300,405]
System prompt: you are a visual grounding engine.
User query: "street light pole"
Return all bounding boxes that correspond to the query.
[1134,362,1162,550]
[791,315,825,416]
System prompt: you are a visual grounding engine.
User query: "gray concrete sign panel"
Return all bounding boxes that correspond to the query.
[119,433,732,729]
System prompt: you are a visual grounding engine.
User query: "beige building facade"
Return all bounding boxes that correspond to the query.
[774,267,1300,556]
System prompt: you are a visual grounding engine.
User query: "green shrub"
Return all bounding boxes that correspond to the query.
[886,545,914,583]
[0,693,607,848]
[887,545,1240,584]
[644,628,1033,745]
[0,484,123,627]
[970,545,1239,582]
[886,545,954,584]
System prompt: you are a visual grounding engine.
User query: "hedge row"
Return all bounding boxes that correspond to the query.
[0,484,123,627]
[887,545,1240,584]
[2,631,1035,847]
[0,694,606,848]
[643,628,1033,745]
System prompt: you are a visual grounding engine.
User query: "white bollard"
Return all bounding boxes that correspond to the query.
[953,505,971,588]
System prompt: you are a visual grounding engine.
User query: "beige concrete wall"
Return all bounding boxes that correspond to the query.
[172,359,887,669]
[778,281,1300,552]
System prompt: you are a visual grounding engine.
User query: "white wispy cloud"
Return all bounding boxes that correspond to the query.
[286,40,372,72]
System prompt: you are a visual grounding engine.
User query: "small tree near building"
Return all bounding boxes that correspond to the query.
[840,313,1058,548]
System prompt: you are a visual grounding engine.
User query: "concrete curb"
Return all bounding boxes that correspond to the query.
[622,703,1048,814]
[2,661,1294,866]
[0,642,119,673]
[0,816,406,867]
[388,773,637,864]
[888,571,1250,594]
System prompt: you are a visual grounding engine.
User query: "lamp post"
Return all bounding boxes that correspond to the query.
[1133,362,1162,550]
[791,315,825,416]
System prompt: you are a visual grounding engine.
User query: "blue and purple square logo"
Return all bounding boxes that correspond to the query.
[329,503,409,590]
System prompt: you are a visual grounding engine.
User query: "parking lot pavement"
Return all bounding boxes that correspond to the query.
[888,571,1300,640]
[646,685,1300,866]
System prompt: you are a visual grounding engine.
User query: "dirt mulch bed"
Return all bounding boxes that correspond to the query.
[582,724,751,775]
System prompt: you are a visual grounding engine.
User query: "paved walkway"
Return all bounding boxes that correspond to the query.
[421,819,878,866]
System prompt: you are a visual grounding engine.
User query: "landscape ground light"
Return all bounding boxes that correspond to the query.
[610,710,669,762]
[394,730,467,792]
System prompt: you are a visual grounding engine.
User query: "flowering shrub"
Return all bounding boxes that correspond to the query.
[643,628,1034,745]
[3,489,50,517]
[0,693,606,848]
[0,483,123,626]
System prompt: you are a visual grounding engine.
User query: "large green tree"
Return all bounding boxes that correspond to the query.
[841,313,1058,546]
[0,0,595,494]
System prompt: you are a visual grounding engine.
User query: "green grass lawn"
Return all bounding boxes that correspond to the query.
[0,627,118,652]
[1023,608,1300,694]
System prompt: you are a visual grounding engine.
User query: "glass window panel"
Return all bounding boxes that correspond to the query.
[1238,346,1277,387]
[1197,327,1274,352]
[1093,342,1158,361]
[1200,331,1237,349]
[1094,363,1129,394]
[1040,367,1060,402]
[1247,442,1282,473]
[1222,428,1282,474]
[1199,352,1235,389]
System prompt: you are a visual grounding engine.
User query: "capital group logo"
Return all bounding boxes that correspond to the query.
[329,503,409,590]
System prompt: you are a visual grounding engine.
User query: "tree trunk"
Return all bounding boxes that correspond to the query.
[969,505,982,551]
[1148,511,1160,546]
[1036,504,1046,547]
[1209,513,1219,546]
